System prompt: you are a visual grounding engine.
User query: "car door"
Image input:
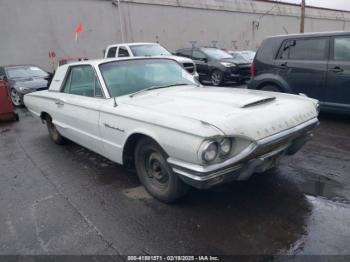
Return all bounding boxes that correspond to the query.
[192,50,209,80]
[54,65,106,154]
[325,36,350,109]
[275,37,329,100]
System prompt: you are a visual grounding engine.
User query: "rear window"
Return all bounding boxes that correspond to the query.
[278,38,328,61]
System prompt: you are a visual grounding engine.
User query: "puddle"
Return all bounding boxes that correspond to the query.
[297,174,350,204]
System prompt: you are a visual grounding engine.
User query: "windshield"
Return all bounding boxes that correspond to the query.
[99,59,197,97]
[130,44,171,56]
[6,66,48,79]
[201,48,232,60]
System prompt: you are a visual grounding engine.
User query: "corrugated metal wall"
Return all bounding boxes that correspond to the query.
[1,0,350,70]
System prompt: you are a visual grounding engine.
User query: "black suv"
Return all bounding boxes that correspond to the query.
[248,31,350,114]
[175,47,251,86]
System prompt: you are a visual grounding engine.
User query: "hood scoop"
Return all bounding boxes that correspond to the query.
[241,96,276,108]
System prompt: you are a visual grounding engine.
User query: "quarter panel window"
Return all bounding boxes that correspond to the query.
[334,37,350,61]
[107,47,117,58]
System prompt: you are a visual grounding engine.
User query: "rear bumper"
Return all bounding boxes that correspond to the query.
[167,118,319,189]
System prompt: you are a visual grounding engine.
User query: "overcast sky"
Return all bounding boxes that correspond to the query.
[275,0,350,11]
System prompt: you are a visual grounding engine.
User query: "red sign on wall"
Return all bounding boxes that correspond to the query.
[48,51,56,58]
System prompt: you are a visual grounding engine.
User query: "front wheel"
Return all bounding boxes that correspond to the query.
[134,137,189,203]
[211,70,224,86]
[46,116,66,145]
[10,89,23,107]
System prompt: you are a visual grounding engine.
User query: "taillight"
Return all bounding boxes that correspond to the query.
[250,62,255,80]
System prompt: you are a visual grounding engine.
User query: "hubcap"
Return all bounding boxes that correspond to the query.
[11,89,22,106]
[211,72,222,85]
[145,151,169,188]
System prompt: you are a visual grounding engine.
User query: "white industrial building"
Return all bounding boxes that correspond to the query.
[1,0,350,69]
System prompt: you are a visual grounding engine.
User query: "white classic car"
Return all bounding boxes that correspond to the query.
[24,57,319,203]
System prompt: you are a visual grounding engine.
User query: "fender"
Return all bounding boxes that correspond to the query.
[249,73,294,94]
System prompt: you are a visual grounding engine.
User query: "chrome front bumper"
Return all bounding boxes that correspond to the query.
[167,118,319,189]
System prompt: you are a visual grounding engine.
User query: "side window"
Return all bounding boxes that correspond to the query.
[333,37,350,61]
[62,66,103,98]
[192,50,206,60]
[277,40,291,60]
[118,47,130,57]
[0,67,5,78]
[106,47,117,58]
[288,38,328,60]
[177,50,192,58]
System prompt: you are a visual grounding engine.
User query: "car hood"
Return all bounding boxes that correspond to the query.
[122,86,318,140]
[221,57,251,65]
[11,77,49,89]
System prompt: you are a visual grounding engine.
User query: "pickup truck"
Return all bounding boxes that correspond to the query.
[104,42,198,77]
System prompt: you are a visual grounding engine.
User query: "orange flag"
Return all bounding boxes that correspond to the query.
[75,22,83,41]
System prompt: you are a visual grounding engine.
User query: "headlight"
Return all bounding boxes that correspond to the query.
[202,141,219,162]
[219,138,232,156]
[316,102,320,114]
[19,86,30,92]
[221,62,235,67]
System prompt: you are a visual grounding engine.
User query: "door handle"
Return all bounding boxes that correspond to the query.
[278,63,288,69]
[55,100,64,106]
[328,66,344,73]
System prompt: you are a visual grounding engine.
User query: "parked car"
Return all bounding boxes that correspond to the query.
[175,47,251,86]
[248,31,350,114]
[104,42,198,77]
[229,50,256,63]
[24,57,319,203]
[0,65,52,106]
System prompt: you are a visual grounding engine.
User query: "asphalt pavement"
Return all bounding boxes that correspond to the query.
[0,104,350,259]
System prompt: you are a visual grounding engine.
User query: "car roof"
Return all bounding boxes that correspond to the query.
[268,31,350,40]
[62,56,178,67]
[107,42,159,48]
[2,64,38,68]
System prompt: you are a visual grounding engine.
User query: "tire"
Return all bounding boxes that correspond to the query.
[134,137,189,203]
[211,70,224,86]
[14,113,19,122]
[260,84,281,92]
[10,89,24,107]
[45,116,66,145]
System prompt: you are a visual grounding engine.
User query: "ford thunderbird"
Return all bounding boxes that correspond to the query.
[24,57,319,203]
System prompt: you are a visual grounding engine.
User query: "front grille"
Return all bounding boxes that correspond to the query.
[237,65,251,76]
[183,62,195,74]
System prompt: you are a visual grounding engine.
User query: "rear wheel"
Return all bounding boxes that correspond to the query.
[260,84,282,92]
[134,137,189,203]
[45,116,66,145]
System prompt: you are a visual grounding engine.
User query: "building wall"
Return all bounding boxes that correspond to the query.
[1,0,350,70]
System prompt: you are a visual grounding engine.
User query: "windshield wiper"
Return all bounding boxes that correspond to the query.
[129,83,195,98]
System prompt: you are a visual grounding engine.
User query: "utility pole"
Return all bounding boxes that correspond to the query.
[300,0,306,33]
[117,0,125,42]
